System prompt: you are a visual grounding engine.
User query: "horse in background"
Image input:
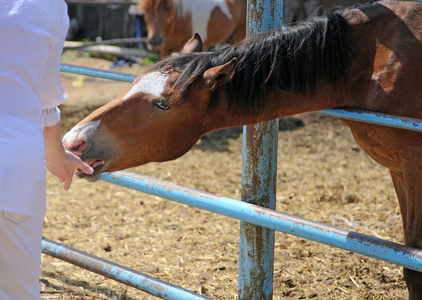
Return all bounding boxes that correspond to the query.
[138,0,246,57]
[138,0,373,57]
[63,1,422,298]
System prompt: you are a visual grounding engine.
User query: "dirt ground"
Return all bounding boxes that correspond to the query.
[40,55,408,299]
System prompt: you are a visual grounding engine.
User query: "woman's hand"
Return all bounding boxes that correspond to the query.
[44,121,94,191]
[45,149,94,191]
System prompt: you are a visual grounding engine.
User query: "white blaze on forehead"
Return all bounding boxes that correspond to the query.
[177,0,232,43]
[123,71,169,101]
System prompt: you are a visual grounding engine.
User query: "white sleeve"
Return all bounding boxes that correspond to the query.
[39,4,69,127]
[42,107,61,127]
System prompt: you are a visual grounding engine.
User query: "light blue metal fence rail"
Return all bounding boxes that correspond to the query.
[43,0,422,298]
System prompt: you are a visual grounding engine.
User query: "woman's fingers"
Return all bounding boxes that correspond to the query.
[77,160,94,175]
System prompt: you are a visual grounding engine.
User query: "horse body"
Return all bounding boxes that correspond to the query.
[63,1,422,298]
[341,6,422,288]
[139,0,246,56]
[287,0,371,23]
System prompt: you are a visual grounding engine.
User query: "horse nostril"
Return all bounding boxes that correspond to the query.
[68,140,87,155]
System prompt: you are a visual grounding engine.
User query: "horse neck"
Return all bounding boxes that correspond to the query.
[206,84,348,131]
[206,4,388,130]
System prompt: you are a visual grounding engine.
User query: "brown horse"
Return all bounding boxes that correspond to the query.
[63,1,422,298]
[285,0,374,23]
[138,0,246,56]
[138,0,366,57]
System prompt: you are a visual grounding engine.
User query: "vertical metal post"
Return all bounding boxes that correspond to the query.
[238,0,283,299]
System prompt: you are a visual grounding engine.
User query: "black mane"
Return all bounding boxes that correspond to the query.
[156,12,352,112]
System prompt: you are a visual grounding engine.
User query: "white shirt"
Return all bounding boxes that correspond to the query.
[0,0,69,218]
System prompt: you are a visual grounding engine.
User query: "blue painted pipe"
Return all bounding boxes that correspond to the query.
[101,171,422,273]
[319,108,422,132]
[240,121,278,299]
[60,63,137,83]
[42,237,211,300]
[239,0,284,298]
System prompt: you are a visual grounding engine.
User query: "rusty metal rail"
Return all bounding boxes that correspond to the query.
[100,171,422,275]
[42,238,211,300]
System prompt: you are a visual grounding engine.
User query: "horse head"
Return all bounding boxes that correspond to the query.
[63,34,237,181]
[139,0,175,52]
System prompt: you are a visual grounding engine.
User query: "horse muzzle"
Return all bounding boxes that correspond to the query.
[63,121,117,181]
[148,33,164,49]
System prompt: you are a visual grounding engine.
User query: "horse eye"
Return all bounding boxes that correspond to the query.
[153,98,170,110]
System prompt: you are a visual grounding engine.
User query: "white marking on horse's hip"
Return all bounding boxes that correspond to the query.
[63,120,101,148]
[124,71,169,100]
[178,0,232,43]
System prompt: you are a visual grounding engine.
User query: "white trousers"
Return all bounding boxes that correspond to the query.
[0,211,43,300]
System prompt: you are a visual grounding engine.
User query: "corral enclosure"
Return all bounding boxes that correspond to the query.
[66,0,138,41]
[39,55,408,299]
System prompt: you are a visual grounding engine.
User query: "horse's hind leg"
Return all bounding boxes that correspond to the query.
[390,170,422,299]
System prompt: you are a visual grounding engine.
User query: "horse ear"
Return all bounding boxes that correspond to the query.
[203,58,237,90]
[181,33,203,54]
